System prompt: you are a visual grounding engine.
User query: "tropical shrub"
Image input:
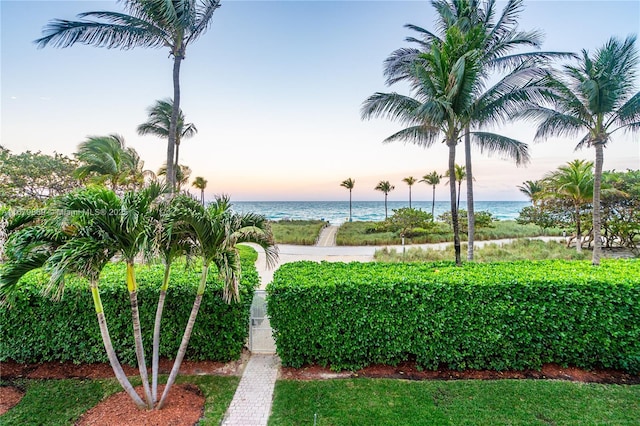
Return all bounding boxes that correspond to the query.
[0,259,259,364]
[375,208,434,237]
[267,260,640,373]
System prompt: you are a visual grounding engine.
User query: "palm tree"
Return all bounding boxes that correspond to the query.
[137,98,197,172]
[35,0,222,190]
[374,181,395,219]
[521,35,640,265]
[192,176,208,206]
[340,178,355,222]
[420,171,441,219]
[518,180,544,205]
[542,159,594,253]
[379,0,561,262]
[402,176,417,208]
[74,134,139,190]
[157,195,277,408]
[445,164,467,211]
[158,163,192,191]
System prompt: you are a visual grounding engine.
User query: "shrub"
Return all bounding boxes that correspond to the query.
[0,256,259,364]
[267,260,640,373]
[375,208,434,237]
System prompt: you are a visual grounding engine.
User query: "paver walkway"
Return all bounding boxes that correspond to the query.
[222,354,281,426]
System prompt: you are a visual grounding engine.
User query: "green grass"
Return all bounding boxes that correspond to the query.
[0,375,239,426]
[269,379,640,425]
[270,220,327,245]
[375,239,590,262]
[337,220,562,246]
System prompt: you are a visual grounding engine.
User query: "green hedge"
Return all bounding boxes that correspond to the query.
[267,260,640,373]
[0,253,259,365]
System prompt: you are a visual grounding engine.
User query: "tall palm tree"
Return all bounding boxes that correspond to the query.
[35,0,222,190]
[192,176,208,206]
[521,35,639,265]
[402,176,417,208]
[74,134,139,190]
[420,171,441,219]
[445,164,467,211]
[518,180,544,205]
[157,195,277,408]
[137,98,197,172]
[374,180,395,219]
[340,178,355,222]
[380,0,562,262]
[542,159,594,253]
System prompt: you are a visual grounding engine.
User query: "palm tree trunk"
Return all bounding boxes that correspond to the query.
[384,194,388,219]
[90,281,147,409]
[448,141,461,265]
[349,189,352,222]
[409,186,412,209]
[174,141,181,176]
[465,128,475,261]
[152,263,172,403]
[126,263,153,408]
[167,55,183,192]
[592,143,604,265]
[200,188,205,206]
[157,264,209,409]
[431,185,436,220]
[574,204,582,253]
[457,181,462,211]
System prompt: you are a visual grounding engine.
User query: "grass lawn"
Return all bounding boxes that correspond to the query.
[337,220,561,246]
[269,379,640,425]
[270,220,327,245]
[375,239,589,262]
[0,375,239,426]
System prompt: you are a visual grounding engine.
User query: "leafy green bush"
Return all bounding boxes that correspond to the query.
[375,208,434,237]
[0,255,259,364]
[267,260,640,373]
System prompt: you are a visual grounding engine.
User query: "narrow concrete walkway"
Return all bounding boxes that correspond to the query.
[222,354,280,426]
[316,225,338,247]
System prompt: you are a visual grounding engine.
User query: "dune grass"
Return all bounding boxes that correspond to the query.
[337,220,561,246]
[0,375,239,426]
[374,239,589,262]
[269,378,640,425]
[270,220,327,245]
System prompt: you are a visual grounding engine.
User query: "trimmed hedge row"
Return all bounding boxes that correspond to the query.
[267,260,640,373]
[0,253,259,365]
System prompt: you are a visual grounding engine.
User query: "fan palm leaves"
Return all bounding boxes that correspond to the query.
[157,194,277,408]
[520,35,639,265]
[137,98,197,172]
[421,171,442,219]
[35,0,221,190]
[374,181,395,219]
[340,178,355,222]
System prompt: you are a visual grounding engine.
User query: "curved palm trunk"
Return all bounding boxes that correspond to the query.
[152,263,172,403]
[431,185,436,220]
[349,189,352,222]
[174,141,181,177]
[465,128,475,261]
[90,281,146,409]
[592,143,604,265]
[126,263,153,408]
[157,264,209,409]
[448,141,461,265]
[167,55,183,192]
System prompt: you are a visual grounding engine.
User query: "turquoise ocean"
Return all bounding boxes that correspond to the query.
[231,201,530,225]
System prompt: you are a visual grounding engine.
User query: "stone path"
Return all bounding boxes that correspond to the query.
[222,354,281,426]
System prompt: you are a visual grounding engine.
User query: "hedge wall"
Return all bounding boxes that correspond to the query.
[0,251,259,365]
[267,260,640,373]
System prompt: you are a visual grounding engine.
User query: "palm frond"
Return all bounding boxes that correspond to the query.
[470,131,530,165]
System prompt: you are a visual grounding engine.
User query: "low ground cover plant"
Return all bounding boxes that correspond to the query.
[267,260,640,372]
[269,220,327,245]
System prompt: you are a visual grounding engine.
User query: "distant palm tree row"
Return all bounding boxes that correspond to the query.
[360,0,638,265]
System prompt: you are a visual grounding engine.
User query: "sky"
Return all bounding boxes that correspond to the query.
[1,0,639,202]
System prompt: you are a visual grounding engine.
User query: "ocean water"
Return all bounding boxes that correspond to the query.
[231,201,530,225]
